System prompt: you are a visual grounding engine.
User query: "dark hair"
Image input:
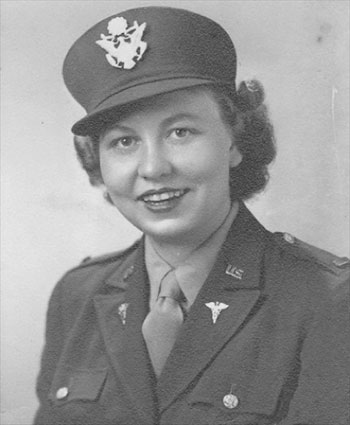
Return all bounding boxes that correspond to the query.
[73,80,276,202]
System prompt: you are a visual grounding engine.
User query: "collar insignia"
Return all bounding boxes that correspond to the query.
[118,303,129,325]
[225,264,244,280]
[205,301,229,324]
[96,16,147,69]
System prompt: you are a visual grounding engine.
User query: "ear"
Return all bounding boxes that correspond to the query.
[229,143,242,168]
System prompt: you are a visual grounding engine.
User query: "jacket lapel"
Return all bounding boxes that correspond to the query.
[93,239,158,424]
[157,204,269,413]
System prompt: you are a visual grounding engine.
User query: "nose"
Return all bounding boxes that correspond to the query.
[138,142,173,180]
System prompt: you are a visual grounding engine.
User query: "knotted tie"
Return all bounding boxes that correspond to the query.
[142,270,184,377]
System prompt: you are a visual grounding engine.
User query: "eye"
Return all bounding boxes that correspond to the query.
[170,128,192,139]
[108,136,139,151]
[117,137,135,147]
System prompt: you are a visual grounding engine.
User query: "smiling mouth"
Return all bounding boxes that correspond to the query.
[137,188,189,205]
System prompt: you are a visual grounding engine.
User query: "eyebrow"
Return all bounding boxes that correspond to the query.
[104,124,135,133]
[102,112,201,137]
[160,113,201,128]
[99,123,135,140]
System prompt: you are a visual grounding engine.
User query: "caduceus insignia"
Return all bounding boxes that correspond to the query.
[118,303,129,325]
[205,302,229,324]
[96,16,147,70]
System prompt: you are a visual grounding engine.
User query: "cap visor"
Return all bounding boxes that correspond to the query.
[71,77,222,135]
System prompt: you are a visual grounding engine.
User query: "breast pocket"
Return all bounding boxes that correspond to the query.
[49,367,108,406]
[187,370,284,425]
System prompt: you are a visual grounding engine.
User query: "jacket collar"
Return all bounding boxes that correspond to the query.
[102,202,267,291]
[216,201,268,290]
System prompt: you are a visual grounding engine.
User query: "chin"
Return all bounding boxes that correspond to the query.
[142,223,186,241]
[142,218,205,244]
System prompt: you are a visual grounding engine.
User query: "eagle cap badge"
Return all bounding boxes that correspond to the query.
[96,16,147,70]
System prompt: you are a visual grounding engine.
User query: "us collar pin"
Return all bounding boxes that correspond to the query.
[205,302,229,324]
[225,264,244,280]
[118,303,129,325]
[96,16,147,69]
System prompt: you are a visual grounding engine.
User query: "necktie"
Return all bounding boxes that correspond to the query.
[142,270,184,377]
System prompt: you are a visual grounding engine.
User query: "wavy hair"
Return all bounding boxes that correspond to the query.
[73,80,276,202]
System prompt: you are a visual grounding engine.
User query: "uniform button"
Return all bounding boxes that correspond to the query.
[56,387,69,400]
[332,257,350,268]
[223,393,239,409]
[283,233,295,244]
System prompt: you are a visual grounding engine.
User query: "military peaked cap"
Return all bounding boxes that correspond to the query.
[63,7,237,135]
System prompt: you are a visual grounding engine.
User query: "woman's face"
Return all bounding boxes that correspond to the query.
[99,88,242,245]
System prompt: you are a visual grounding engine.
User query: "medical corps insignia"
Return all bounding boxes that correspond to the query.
[205,302,229,324]
[96,16,147,70]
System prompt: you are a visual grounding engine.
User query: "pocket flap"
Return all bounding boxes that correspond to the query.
[188,371,283,416]
[49,368,107,405]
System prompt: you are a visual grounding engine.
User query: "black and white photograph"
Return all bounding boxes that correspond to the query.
[1,1,349,424]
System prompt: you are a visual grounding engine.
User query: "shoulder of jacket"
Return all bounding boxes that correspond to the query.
[65,239,140,273]
[273,232,350,277]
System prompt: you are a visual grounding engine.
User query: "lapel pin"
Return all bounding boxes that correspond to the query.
[122,265,135,281]
[225,264,244,280]
[205,302,229,324]
[118,303,129,325]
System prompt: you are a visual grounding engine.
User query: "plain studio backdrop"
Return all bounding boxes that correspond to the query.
[1,1,349,423]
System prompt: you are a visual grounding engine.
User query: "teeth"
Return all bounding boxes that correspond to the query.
[142,190,185,202]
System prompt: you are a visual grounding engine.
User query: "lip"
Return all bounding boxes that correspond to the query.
[137,187,190,212]
[137,187,189,201]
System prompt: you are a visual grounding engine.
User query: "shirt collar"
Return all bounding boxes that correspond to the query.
[145,202,238,308]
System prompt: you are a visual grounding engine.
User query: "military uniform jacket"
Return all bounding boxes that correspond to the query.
[34,204,349,425]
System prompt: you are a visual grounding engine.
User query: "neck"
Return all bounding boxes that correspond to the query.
[147,201,239,266]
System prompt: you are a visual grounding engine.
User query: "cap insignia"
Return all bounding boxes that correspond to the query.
[96,16,147,70]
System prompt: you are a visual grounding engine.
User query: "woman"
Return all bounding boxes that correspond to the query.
[34,6,349,425]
